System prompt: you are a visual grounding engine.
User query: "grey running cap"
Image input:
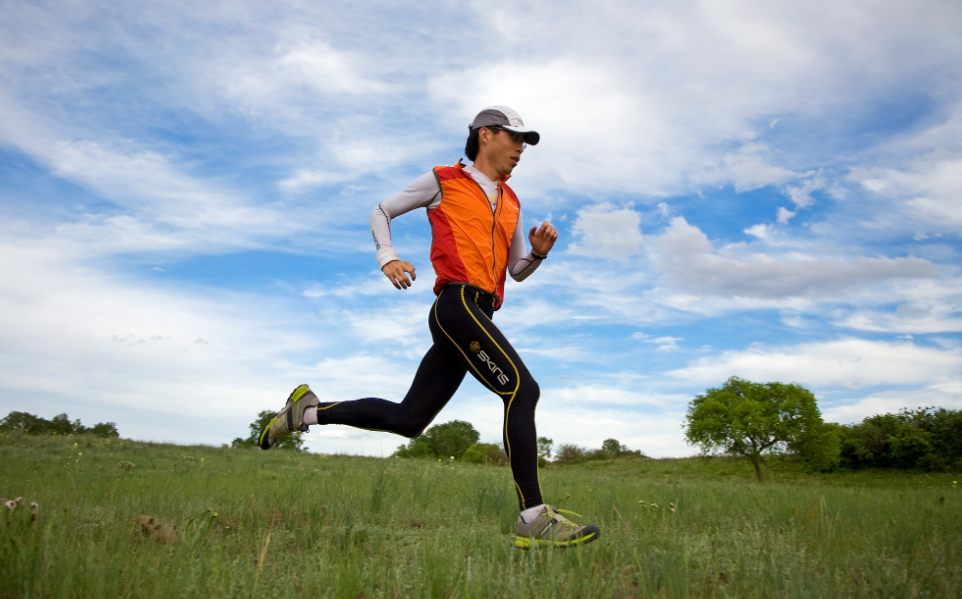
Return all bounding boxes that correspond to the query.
[469,105,540,146]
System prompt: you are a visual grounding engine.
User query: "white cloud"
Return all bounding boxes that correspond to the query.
[721,143,799,192]
[822,383,962,424]
[541,385,691,456]
[668,338,962,389]
[651,217,939,299]
[777,207,797,224]
[343,301,432,347]
[274,40,391,96]
[551,385,683,408]
[631,334,683,351]
[836,305,962,334]
[279,169,353,191]
[0,242,323,443]
[442,384,692,457]
[783,175,826,210]
[850,150,962,233]
[567,203,645,259]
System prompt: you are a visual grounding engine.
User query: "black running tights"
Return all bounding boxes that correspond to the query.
[314,283,544,510]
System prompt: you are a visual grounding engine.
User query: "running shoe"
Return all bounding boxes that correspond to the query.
[258,384,319,450]
[515,505,600,548]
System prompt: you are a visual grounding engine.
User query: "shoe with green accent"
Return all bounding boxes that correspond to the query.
[515,505,600,548]
[258,384,319,450]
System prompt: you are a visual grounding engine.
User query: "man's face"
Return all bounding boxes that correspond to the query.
[478,127,526,177]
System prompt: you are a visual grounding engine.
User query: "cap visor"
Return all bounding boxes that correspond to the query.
[502,126,540,145]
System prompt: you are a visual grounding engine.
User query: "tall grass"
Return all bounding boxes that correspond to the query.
[2,433,960,598]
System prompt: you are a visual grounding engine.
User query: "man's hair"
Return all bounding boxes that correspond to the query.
[464,126,501,162]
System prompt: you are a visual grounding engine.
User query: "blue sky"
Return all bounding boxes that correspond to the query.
[1,0,960,457]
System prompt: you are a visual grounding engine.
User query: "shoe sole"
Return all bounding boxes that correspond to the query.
[259,384,312,450]
[515,527,600,549]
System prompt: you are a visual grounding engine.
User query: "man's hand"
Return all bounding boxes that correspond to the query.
[528,221,558,256]
[382,260,417,290]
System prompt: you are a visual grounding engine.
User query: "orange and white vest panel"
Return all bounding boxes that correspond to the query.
[429,163,520,309]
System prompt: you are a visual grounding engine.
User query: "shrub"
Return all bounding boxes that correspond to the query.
[0,411,119,438]
[461,443,508,465]
[554,443,587,465]
[838,407,962,471]
[393,420,480,460]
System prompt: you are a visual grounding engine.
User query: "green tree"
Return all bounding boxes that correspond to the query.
[0,411,49,434]
[553,443,587,465]
[537,437,553,461]
[427,420,479,459]
[48,413,82,435]
[0,411,120,438]
[393,420,480,460]
[602,438,627,457]
[87,422,120,438]
[462,442,508,465]
[233,410,305,451]
[790,421,842,472]
[684,376,833,481]
[393,435,434,458]
[838,407,962,470]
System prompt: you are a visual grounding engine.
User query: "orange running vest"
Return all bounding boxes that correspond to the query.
[429,162,521,309]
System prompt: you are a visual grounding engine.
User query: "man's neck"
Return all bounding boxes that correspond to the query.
[464,164,494,183]
[469,157,503,182]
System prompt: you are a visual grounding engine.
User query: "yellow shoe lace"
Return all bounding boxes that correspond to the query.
[544,507,582,531]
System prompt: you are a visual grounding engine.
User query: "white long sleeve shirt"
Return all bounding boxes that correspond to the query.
[370,165,544,282]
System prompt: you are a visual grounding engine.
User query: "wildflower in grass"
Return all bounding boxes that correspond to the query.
[639,500,645,504]
[670,502,675,507]
[30,502,38,509]
[670,508,676,513]
[15,497,22,504]
[5,500,15,509]
[651,503,658,508]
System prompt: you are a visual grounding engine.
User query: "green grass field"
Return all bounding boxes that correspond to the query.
[2,433,960,598]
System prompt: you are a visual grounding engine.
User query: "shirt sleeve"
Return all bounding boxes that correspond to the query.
[508,206,545,282]
[371,171,442,269]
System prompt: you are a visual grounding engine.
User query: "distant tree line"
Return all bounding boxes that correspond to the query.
[684,376,962,480]
[393,420,482,460]
[0,411,119,438]
[390,420,644,466]
[239,381,962,476]
[552,438,647,465]
[833,407,962,471]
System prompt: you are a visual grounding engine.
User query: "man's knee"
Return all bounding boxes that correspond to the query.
[396,412,434,438]
[516,377,540,409]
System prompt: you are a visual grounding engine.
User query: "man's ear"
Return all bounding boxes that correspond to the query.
[478,126,494,146]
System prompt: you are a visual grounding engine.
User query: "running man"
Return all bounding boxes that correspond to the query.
[259,106,600,548]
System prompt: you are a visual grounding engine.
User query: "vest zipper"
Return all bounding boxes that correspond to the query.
[466,176,500,297]
[490,184,501,287]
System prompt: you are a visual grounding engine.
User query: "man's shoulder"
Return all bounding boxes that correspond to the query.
[433,162,467,181]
